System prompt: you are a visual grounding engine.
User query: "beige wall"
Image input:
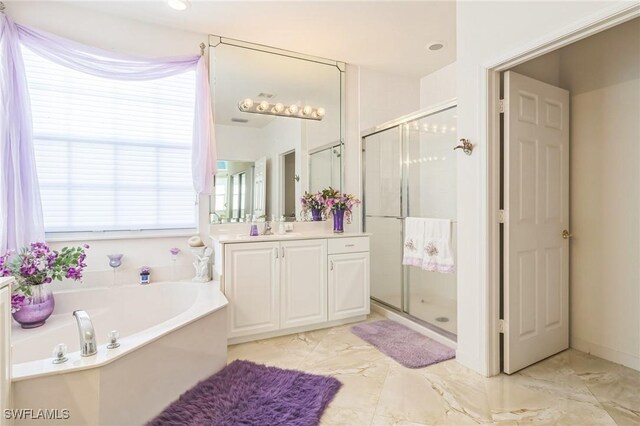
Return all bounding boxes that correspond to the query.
[420,62,457,109]
[516,18,640,370]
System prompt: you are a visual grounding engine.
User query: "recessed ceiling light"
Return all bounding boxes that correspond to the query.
[427,41,445,51]
[168,0,190,11]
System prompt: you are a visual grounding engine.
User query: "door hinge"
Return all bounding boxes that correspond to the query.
[498,319,506,334]
[499,99,505,113]
[498,209,506,224]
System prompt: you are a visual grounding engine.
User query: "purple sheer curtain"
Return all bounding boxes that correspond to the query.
[0,14,45,252]
[0,14,216,251]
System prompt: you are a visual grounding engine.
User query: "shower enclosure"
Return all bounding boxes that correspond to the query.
[362,101,457,339]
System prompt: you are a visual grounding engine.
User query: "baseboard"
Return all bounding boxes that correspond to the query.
[371,302,457,350]
[571,336,640,372]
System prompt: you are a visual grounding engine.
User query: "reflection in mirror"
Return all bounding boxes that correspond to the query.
[309,144,342,193]
[209,37,344,223]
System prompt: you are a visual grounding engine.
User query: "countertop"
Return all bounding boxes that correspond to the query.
[210,232,371,244]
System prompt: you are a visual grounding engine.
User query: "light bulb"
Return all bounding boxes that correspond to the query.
[167,0,190,11]
[257,101,269,112]
[274,103,285,113]
[302,105,312,116]
[239,98,253,110]
[288,105,299,115]
[316,107,326,118]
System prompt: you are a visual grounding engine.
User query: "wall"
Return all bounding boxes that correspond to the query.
[420,62,457,109]
[456,0,632,374]
[359,67,420,131]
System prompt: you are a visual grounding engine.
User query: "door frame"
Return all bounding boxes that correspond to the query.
[483,3,639,376]
[279,149,296,218]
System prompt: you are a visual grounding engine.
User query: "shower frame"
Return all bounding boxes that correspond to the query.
[361,98,457,341]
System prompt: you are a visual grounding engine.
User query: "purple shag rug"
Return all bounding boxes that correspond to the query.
[148,360,341,426]
[352,320,455,368]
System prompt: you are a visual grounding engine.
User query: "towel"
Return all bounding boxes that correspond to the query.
[402,217,425,268]
[422,218,455,274]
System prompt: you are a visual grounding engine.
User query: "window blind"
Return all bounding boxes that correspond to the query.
[22,47,197,233]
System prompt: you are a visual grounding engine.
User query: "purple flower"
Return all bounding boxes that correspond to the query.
[11,294,26,314]
[169,248,180,256]
[140,266,151,274]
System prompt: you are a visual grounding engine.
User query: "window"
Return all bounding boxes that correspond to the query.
[22,47,197,233]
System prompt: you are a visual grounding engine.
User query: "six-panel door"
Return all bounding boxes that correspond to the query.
[280,239,328,328]
[328,252,370,320]
[225,241,280,338]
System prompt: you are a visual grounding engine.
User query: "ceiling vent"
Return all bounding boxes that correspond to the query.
[231,118,249,123]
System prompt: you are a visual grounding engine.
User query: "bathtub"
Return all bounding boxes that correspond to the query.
[11,281,228,425]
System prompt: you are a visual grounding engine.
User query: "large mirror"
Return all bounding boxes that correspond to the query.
[209,36,345,223]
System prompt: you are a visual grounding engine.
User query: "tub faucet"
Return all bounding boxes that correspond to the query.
[73,310,97,357]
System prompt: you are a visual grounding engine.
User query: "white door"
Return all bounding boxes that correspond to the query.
[280,239,328,328]
[253,157,266,218]
[328,252,370,320]
[503,71,570,374]
[0,284,11,423]
[224,241,279,338]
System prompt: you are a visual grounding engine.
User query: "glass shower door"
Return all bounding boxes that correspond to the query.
[404,107,458,335]
[363,127,403,310]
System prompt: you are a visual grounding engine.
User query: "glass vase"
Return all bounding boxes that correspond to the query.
[12,283,55,329]
[311,208,323,221]
[332,209,345,233]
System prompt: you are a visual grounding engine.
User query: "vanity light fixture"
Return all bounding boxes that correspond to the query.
[238,99,325,121]
[167,0,190,11]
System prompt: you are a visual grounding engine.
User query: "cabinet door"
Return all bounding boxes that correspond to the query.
[280,239,328,328]
[0,285,10,424]
[224,242,280,338]
[328,252,370,320]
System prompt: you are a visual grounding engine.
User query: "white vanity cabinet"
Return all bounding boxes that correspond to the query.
[215,234,370,343]
[224,241,280,337]
[280,239,328,329]
[328,238,370,321]
[1,278,13,426]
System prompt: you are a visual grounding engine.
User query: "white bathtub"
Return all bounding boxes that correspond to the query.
[11,281,228,425]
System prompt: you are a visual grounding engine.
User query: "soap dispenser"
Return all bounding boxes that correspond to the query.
[249,216,259,237]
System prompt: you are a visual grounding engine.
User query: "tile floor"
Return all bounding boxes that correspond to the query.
[227,314,640,425]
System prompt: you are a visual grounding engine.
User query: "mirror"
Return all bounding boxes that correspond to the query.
[209,36,345,223]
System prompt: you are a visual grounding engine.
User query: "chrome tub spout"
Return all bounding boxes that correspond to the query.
[72,310,97,357]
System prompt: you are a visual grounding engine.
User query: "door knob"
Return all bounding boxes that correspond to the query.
[562,230,572,239]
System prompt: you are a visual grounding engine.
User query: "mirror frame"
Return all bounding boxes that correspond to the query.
[208,35,346,223]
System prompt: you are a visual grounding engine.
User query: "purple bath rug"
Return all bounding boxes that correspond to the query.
[148,359,342,426]
[352,320,455,368]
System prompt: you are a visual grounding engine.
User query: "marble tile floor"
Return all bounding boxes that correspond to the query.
[227,314,640,425]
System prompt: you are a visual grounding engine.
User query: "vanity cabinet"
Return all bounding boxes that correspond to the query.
[1,279,12,425]
[280,240,327,328]
[217,235,370,342]
[224,241,280,337]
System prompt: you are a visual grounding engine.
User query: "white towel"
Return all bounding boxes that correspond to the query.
[402,217,425,268]
[422,218,455,274]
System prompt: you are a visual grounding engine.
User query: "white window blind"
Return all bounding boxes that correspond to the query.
[22,47,197,233]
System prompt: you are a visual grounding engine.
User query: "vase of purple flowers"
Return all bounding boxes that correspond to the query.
[300,192,326,221]
[322,188,361,233]
[1,242,89,329]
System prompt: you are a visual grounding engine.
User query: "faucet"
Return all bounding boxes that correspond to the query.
[72,310,97,357]
[262,220,273,235]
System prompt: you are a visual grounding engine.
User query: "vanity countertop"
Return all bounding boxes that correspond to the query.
[211,232,371,244]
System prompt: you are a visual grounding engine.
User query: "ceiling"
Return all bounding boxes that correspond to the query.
[76,0,457,78]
